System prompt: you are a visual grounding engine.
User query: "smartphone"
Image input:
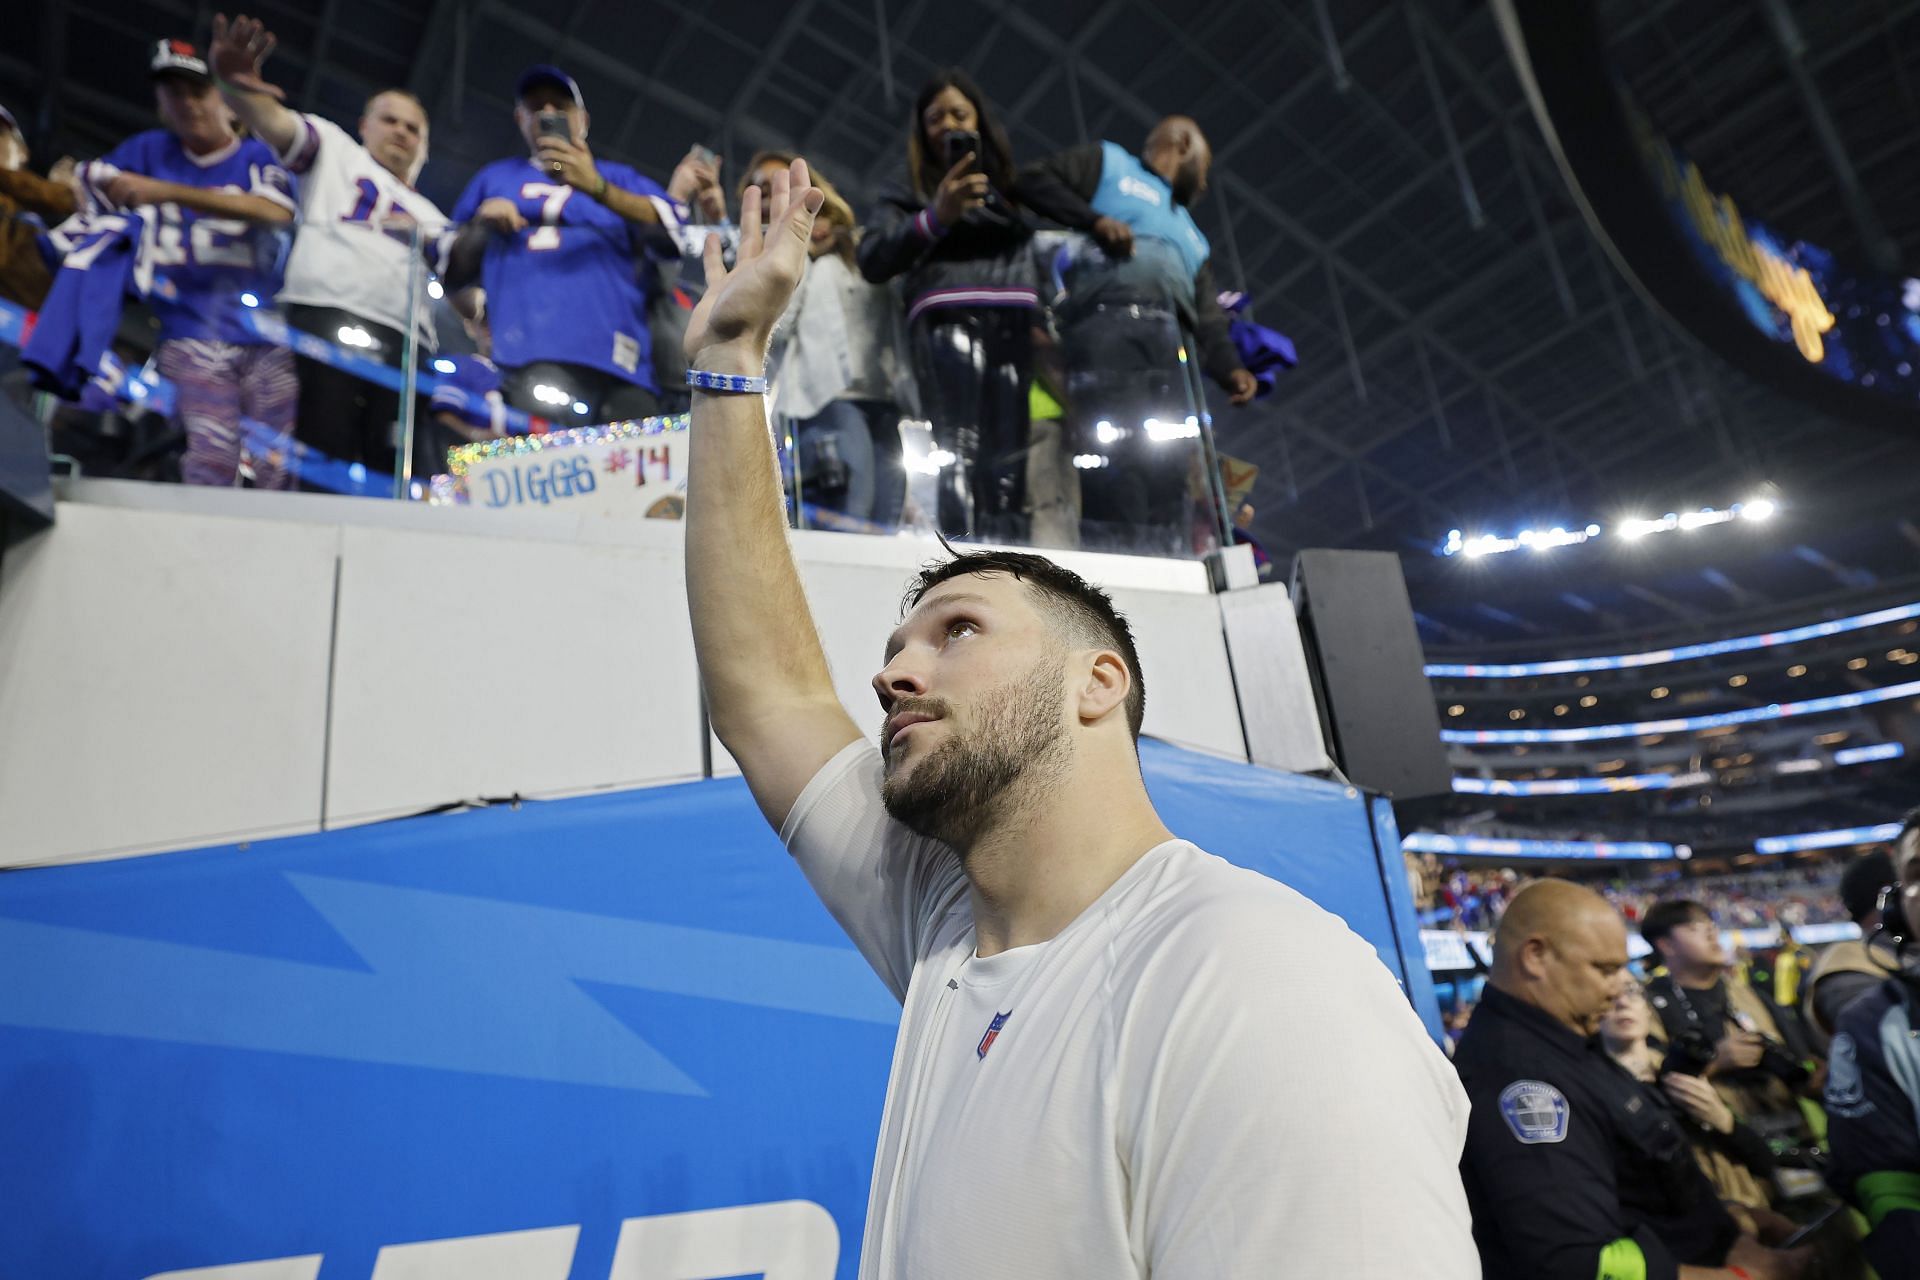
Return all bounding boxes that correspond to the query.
[535,110,572,144]
[944,129,980,170]
[690,144,718,167]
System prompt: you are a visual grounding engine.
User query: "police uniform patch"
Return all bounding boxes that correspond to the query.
[1498,1079,1570,1144]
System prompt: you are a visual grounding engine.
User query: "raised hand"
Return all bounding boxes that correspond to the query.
[668,150,726,223]
[535,137,600,191]
[931,151,989,228]
[682,156,823,369]
[209,13,285,99]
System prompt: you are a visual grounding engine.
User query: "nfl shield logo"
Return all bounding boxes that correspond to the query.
[976,1010,1012,1060]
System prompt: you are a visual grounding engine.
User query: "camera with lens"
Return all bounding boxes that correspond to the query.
[1756,1039,1811,1089]
[1659,1028,1719,1078]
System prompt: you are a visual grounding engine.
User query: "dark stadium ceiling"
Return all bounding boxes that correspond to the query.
[11,0,1920,645]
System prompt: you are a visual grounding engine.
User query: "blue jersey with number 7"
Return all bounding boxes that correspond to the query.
[450,158,681,391]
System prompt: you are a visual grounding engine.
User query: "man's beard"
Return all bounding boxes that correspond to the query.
[880,656,1072,849]
[1169,161,1201,206]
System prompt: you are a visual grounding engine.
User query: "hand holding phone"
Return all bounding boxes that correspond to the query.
[535,110,572,174]
[932,132,989,229]
[943,129,981,171]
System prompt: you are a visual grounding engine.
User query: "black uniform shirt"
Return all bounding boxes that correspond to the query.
[1453,985,1740,1280]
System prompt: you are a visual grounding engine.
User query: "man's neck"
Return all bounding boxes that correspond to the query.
[181,129,235,158]
[1488,975,1586,1038]
[1672,964,1724,992]
[960,762,1173,958]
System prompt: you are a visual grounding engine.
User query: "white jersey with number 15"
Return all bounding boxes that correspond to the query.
[277,112,447,350]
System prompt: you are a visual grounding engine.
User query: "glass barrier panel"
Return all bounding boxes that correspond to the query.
[10,204,1235,563]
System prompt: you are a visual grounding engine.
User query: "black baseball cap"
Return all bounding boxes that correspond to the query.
[150,38,213,84]
[516,65,584,110]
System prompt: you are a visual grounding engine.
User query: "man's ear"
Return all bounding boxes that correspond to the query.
[1077,649,1130,726]
[1518,935,1551,981]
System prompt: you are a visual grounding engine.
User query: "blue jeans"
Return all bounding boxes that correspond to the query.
[794,398,904,530]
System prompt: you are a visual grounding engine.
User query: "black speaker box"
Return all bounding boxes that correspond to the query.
[1290,549,1451,799]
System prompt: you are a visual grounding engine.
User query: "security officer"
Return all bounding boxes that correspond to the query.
[1454,879,1808,1280]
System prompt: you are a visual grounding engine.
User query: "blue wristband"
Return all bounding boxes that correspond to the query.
[685,369,769,394]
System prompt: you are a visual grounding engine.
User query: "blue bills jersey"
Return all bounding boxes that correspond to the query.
[99,130,297,345]
[450,158,681,391]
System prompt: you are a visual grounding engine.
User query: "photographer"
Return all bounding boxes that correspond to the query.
[1805,848,1898,1051]
[1602,979,1793,1240]
[1826,810,1920,1277]
[1643,900,1823,1157]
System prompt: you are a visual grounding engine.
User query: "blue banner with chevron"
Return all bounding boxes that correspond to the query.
[0,739,1428,1279]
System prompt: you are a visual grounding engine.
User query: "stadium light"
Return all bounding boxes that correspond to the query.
[1426,600,1920,678]
[1452,771,1710,796]
[1834,742,1904,765]
[1442,677,1920,743]
[1742,497,1776,521]
[1756,823,1903,855]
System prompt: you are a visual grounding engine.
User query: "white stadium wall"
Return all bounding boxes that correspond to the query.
[0,480,1326,867]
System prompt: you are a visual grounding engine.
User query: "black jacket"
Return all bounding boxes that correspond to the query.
[855,183,1038,322]
[1453,985,1740,1280]
[1826,976,1920,1276]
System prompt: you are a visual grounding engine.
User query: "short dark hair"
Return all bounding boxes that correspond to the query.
[1841,848,1898,924]
[364,87,426,120]
[902,549,1145,740]
[1640,899,1711,954]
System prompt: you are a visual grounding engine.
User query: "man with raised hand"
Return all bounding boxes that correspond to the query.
[209,12,448,480]
[681,157,1476,1280]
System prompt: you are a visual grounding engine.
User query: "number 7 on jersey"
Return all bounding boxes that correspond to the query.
[521,182,573,251]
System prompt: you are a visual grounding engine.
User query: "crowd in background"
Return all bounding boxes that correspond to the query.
[1410,854,1851,933]
[0,18,1298,557]
[1439,826,1920,1276]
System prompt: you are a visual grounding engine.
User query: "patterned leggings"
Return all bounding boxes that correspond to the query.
[155,339,300,489]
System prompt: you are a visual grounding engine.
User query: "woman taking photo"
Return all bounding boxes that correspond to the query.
[858,69,1037,541]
